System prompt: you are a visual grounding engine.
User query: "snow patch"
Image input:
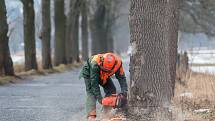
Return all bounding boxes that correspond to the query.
[12,55,24,64]
[130,42,137,56]
[191,66,215,74]
[194,109,210,113]
[180,92,193,98]
[182,49,215,73]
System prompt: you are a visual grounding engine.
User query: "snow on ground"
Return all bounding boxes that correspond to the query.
[11,55,24,64]
[191,66,215,74]
[187,49,215,64]
[185,49,215,73]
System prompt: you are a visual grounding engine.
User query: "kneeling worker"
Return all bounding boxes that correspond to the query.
[80,53,128,120]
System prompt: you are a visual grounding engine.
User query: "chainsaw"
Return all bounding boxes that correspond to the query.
[102,93,127,108]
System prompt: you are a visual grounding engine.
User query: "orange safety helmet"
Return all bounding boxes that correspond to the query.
[91,53,123,84]
[100,53,117,72]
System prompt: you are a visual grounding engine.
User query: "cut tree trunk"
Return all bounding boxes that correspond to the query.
[81,0,89,61]
[41,0,52,69]
[54,0,67,66]
[0,0,14,76]
[128,0,179,120]
[66,0,80,63]
[21,0,38,71]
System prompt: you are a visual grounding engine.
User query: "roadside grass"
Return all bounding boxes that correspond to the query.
[0,76,17,85]
[174,70,215,121]
[191,63,215,67]
[0,62,83,85]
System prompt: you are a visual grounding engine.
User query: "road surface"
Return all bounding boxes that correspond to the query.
[0,58,130,121]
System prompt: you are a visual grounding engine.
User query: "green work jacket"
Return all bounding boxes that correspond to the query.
[80,56,128,101]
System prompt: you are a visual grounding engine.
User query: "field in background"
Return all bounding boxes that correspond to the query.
[185,49,215,74]
[173,70,215,121]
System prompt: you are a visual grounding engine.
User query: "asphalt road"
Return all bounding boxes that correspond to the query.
[0,68,86,121]
[0,58,129,121]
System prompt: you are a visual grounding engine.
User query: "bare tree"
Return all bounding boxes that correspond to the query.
[0,0,14,76]
[90,0,109,54]
[90,0,118,55]
[66,0,81,63]
[128,0,179,120]
[54,0,66,66]
[180,0,215,36]
[81,0,89,61]
[41,0,52,69]
[21,0,38,71]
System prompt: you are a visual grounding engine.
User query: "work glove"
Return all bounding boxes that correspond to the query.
[98,98,103,104]
[122,92,127,98]
[116,92,127,108]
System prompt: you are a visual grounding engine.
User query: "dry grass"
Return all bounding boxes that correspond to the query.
[173,70,215,121]
[191,64,215,67]
[0,62,83,85]
[14,62,83,76]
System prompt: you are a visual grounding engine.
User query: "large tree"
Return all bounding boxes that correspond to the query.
[41,0,52,69]
[128,0,179,120]
[81,0,89,61]
[21,0,38,71]
[66,0,81,63]
[0,0,14,76]
[54,0,66,66]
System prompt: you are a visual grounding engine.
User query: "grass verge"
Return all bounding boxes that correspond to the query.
[174,70,215,120]
[0,62,83,85]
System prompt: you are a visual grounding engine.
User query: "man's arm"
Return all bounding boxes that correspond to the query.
[115,65,128,93]
[90,63,103,103]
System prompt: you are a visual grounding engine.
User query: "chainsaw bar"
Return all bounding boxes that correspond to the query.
[108,117,126,121]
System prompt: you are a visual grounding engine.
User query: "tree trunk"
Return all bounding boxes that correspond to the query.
[90,0,115,55]
[168,0,179,96]
[54,0,66,66]
[81,0,89,61]
[22,0,38,71]
[90,2,107,55]
[66,0,80,63]
[41,0,52,69]
[107,34,114,52]
[128,0,179,120]
[105,1,115,53]
[0,0,14,76]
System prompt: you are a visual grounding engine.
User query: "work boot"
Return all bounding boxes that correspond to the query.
[87,109,96,121]
[87,115,96,121]
[101,106,112,118]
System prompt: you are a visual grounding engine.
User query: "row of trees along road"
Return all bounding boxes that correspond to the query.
[0,0,118,76]
[2,0,213,120]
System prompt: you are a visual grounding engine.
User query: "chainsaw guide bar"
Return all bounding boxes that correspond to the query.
[108,117,126,121]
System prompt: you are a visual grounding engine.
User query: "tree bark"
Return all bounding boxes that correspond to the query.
[54,0,67,66]
[21,0,38,71]
[0,0,14,76]
[128,0,179,120]
[168,0,180,96]
[66,0,81,63]
[81,0,89,61]
[41,0,52,69]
